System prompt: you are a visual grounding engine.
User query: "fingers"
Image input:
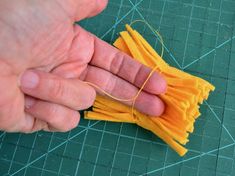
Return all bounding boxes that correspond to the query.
[90,35,167,94]
[25,96,80,132]
[81,65,165,116]
[19,70,96,110]
[66,26,166,94]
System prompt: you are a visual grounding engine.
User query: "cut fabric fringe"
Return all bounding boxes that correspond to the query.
[85,24,215,156]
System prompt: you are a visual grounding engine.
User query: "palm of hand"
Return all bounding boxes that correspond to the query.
[0,1,93,131]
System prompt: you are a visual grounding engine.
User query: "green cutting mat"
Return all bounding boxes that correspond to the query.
[1,0,235,175]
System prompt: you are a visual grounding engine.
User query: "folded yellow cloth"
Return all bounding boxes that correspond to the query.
[85,25,215,156]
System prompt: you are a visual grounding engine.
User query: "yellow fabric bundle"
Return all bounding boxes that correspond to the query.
[85,25,215,156]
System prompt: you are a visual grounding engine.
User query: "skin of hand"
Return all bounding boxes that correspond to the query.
[0,0,167,133]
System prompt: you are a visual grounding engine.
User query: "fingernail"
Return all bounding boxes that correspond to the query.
[25,96,36,109]
[20,70,39,89]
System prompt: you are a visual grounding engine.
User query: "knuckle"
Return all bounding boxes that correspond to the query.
[110,52,125,74]
[104,75,117,96]
[50,80,67,99]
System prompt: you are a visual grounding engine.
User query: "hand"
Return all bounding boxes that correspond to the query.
[0,0,166,133]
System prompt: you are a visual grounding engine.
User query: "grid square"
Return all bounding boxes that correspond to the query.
[41,170,57,176]
[227,80,235,95]
[130,156,149,175]
[201,136,220,152]
[224,109,235,127]
[199,155,217,172]
[94,165,111,176]
[97,149,114,166]
[190,19,205,32]
[33,133,52,151]
[59,158,78,176]
[111,168,128,176]
[216,157,233,174]
[204,122,222,138]
[193,118,206,135]
[44,153,63,172]
[2,133,20,145]
[91,121,106,130]
[78,161,94,176]
[0,143,17,161]
[192,6,207,19]
[0,159,10,175]
[198,169,216,176]
[228,53,235,79]
[101,133,119,150]
[64,141,82,159]
[133,140,151,158]
[202,33,217,47]
[186,134,203,151]
[117,136,134,154]
[120,124,137,137]
[150,142,167,161]
[13,146,30,164]
[105,122,122,133]
[113,152,131,171]
[222,0,235,13]
[146,159,163,176]
[207,9,220,22]
[18,133,37,148]
[81,145,98,163]
[213,50,231,77]
[180,166,197,176]
[225,94,235,110]
[163,164,182,176]
[165,149,183,164]
[136,127,153,140]
[208,78,227,106]
[85,130,102,146]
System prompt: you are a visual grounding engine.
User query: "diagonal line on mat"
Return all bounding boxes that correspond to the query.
[181,0,195,68]
[183,35,235,69]
[128,0,182,69]
[9,121,100,176]
[141,142,235,175]
[0,132,6,138]
[100,0,144,39]
[205,101,235,142]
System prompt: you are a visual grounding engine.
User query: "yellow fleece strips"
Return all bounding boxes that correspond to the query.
[85,25,215,156]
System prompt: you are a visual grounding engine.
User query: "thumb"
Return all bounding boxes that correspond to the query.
[63,0,108,21]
